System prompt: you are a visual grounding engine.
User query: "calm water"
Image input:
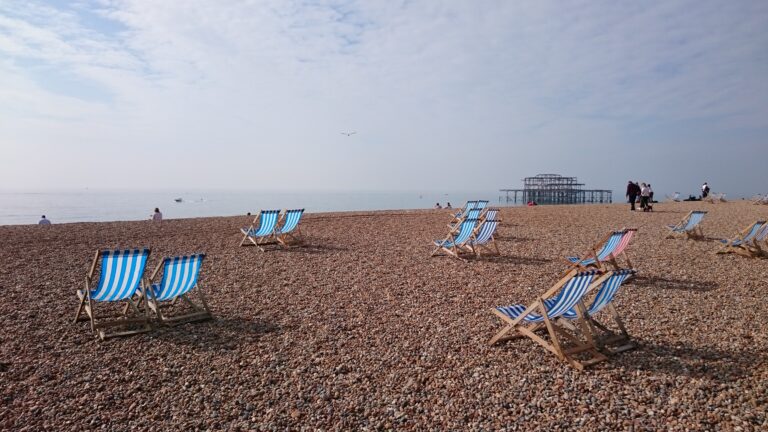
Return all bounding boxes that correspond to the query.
[0,190,508,225]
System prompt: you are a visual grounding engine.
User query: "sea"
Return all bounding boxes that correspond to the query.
[0,190,511,226]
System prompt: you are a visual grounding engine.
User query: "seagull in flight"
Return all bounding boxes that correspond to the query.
[340,131,356,136]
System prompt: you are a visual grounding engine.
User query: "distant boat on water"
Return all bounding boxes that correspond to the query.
[174,198,183,203]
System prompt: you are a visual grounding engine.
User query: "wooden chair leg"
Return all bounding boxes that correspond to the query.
[74,282,88,323]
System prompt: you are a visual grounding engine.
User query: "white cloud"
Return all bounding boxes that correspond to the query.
[0,0,766,194]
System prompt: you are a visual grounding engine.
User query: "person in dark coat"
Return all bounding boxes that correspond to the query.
[626,181,640,211]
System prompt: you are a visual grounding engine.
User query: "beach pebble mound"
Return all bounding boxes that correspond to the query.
[0,202,766,430]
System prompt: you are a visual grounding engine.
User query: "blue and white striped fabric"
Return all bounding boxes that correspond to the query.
[669,211,706,233]
[455,201,478,218]
[90,249,150,302]
[435,218,477,248]
[720,221,765,246]
[276,209,304,234]
[476,200,489,211]
[567,231,624,265]
[465,208,481,220]
[495,271,598,323]
[560,269,635,319]
[243,210,281,237]
[148,254,205,301]
[755,224,768,242]
[470,220,499,246]
[483,208,499,221]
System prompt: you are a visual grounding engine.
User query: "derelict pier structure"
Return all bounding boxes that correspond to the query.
[500,174,612,205]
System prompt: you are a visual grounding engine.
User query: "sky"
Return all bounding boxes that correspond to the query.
[1,0,767,197]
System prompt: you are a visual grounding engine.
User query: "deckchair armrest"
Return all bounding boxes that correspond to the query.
[148,260,165,283]
[87,250,100,280]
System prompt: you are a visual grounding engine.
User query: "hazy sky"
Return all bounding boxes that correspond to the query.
[1,1,766,196]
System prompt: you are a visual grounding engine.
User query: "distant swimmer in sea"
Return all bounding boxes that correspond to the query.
[151,208,163,223]
[38,215,51,225]
[435,202,442,209]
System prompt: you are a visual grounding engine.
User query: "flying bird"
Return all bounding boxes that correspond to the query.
[340,131,356,136]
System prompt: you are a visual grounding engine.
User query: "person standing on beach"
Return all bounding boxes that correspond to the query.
[151,208,163,223]
[38,215,51,225]
[640,183,651,211]
[702,182,710,198]
[626,181,640,211]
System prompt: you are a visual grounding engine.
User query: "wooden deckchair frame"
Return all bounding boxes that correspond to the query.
[562,270,637,355]
[565,228,636,273]
[448,208,482,233]
[275,209,305,248]
[449,201,478,224]
[479,208,501,224]
[751,229,768,258]
[665,211,706,240]
[469,221,501,257]
[751,194,768,205]
[706,192,727,203]
[137,258,213,325]
[239,210,280,251]
[489,270,612,370]
[716,220,766,255]
[74,249,152,340]
[729,223,768,258]
[581,302,636,354]
[431,219,476,259]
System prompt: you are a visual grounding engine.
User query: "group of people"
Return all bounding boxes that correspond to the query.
[625,181,654,212]
[434,202,452,209]
[37,208,163,226]
[701,182,710,198]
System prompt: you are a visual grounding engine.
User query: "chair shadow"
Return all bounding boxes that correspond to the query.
[702,236,727,243]
[262,242,349,254]
[612,341,764,382]
[474,255,551,265]
[148,316,280,350]
[494,235,533,243]
[641,210,687,214]
[631,275,719,292]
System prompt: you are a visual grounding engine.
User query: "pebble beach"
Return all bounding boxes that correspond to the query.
[1,201,766,430]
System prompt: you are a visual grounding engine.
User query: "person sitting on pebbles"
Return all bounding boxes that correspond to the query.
[151,207,163,223]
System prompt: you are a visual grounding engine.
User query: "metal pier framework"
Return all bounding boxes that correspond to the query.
[500,174,612,205]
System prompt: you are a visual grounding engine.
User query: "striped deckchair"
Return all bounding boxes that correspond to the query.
[74,249,152,340]
[559,269,637,354]
[566,229,636,270]
[275,208,305,247]
[240,210,281,250]
[706,192,727,203]
[448,208,481,231]
[665,211,707,239]
[451,201,478,221]
[432,218,477,258]
[481,208,500,223]
[142,254,211,324]
[468,219,500,256]
[749,224,768,257]
[723,222,768,258]
[716,221,766,255]
[476,200,489,212]
[489,269,611,370]
[751,193,768,205]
